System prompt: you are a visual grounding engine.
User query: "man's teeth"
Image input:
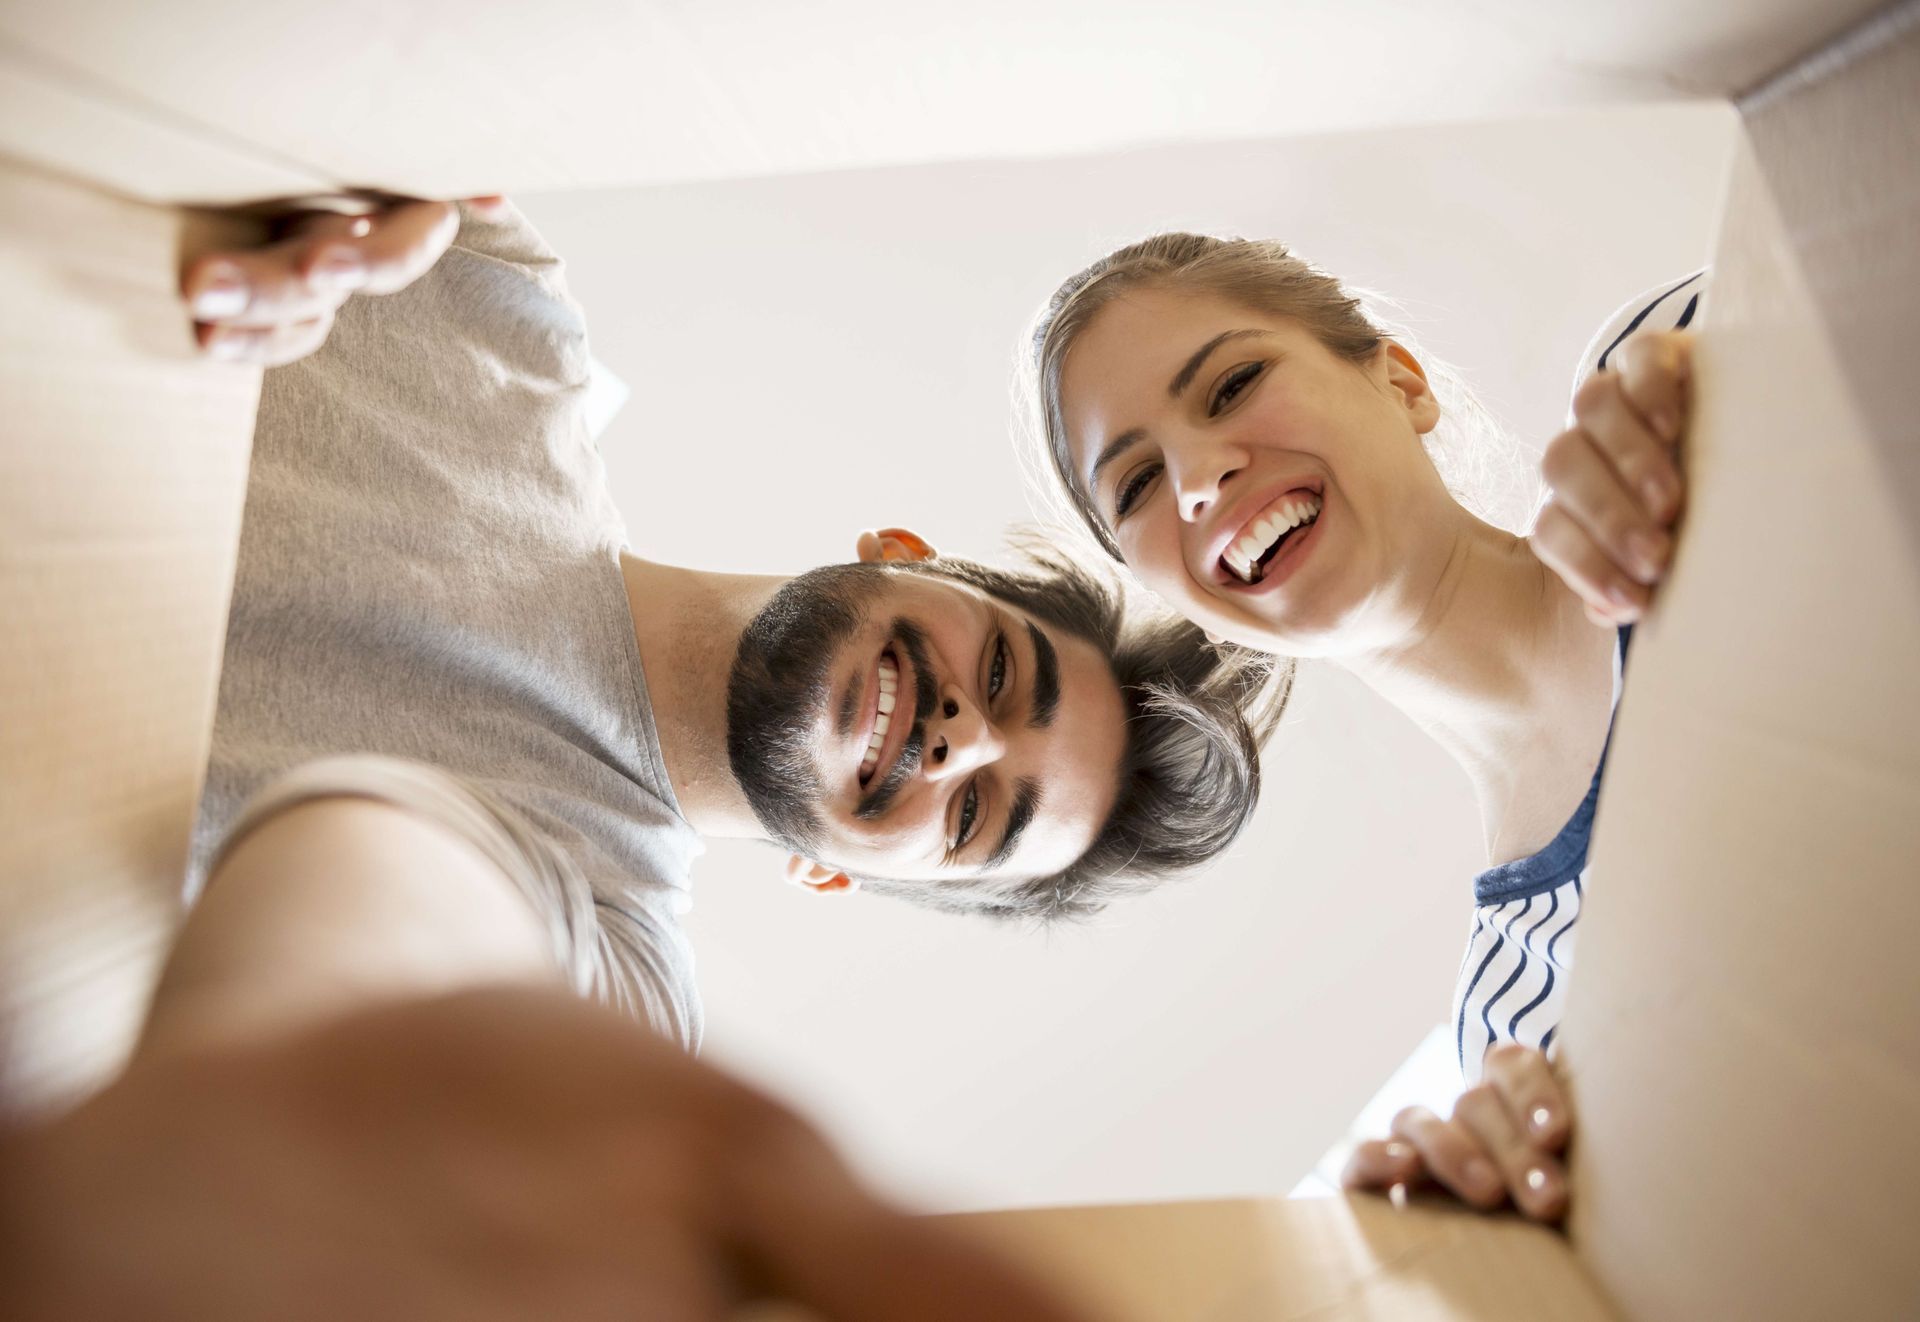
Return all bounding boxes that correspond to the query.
[1223,494,1322,583]
[858,657,900,779]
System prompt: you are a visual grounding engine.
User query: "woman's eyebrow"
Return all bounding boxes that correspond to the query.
[1086,328,1267,488]
[1088,427,1146,487]
[1168,328,1264,398]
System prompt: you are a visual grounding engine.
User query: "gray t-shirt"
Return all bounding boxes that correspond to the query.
[191,204,703,1048]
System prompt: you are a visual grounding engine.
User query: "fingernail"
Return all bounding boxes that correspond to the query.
[1652,408,1678,441]
[308,246,366,292]
[1383,1141,1415,1161]
[207,332,248,362]
[1607,583,1638,613]
[191,263,247,319]
[1525,1165,1560,1203]
[1642,473,1674,512]
[1465,1158,1499,1192]
[1530,1105,1555,1136]
[1629,530,1666,579]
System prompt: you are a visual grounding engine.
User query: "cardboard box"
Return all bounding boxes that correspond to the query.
[0,158,259,1112]
[1,2,1914,1316]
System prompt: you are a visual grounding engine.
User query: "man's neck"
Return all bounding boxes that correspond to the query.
[1340,513,1617,858]
[618,552,779,840]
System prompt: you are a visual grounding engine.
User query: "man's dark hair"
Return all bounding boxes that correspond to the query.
[862,539,1289,923]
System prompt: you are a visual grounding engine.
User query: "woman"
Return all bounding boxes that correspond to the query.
[1023,234,1698,1208]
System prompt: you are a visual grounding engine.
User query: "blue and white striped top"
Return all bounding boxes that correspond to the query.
[1451,272,1706,1082]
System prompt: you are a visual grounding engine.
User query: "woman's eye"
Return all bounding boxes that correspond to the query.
[1114,462,1162,519]
[988,634,1007,700]
[954,782,980,851]
[1208,362,1264,416]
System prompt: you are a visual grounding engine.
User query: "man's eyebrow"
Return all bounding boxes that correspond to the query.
[1025,620,1059,730]
[1167,328,1264,399]
[984,776,1041,873]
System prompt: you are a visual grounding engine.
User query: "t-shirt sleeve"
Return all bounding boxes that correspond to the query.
[1567,271,1709,414]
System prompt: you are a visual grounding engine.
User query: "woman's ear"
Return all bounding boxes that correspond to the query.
[855,527,938,564]
[783,854,859,894]
[1382,342,1441,435]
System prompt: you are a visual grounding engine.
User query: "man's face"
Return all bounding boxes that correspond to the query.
[726,563,1128,888]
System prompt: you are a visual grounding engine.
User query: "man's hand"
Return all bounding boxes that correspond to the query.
[1341,1044,1573,1223]
[1533,329,1693,625]
[2,987,1090,1322]
[179,195,506,367]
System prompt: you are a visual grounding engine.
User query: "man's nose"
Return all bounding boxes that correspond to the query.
[922,690,1007,783]
[1171,433,1248,523]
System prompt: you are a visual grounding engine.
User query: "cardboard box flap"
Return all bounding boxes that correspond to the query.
[1560,18,1920,1319]
[0,157,259,1112]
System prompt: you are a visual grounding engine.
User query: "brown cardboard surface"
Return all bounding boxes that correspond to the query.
[1557,46,1920,1322]
[0,37,330,205]
[738,1196,1614,1322]
[0,2,1891,208]
[0,8,755,204]
[0,155,259,1113]
[1737,4,1920,549]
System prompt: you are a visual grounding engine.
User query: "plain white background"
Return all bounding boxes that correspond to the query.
[518,100,1735,1211]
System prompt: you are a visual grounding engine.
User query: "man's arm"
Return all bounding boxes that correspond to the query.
[6,986,1094,1322]
[141,794,558,1057]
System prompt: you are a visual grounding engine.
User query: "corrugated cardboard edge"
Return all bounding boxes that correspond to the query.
[738,1196,1615,1321]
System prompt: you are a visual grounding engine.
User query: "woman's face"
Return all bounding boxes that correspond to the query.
[1056,286,1444,656]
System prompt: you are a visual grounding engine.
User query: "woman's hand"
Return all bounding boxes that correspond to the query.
[1342,1043,1573,1223]
[178,195,507,367]
[1533,329,1693,625]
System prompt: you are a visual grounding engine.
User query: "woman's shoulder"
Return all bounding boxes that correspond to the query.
[1568,272,1709,407]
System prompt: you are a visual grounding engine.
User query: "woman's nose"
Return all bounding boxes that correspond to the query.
[1170,434,1247,523]
[922,692,1007,783]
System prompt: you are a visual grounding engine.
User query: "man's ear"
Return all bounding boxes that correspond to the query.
[783,854,859,894]
[855,527,938,564]
[1382,341,1441,435]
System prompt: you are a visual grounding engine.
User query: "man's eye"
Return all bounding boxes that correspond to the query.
[1208,362,1264,416]
[1114,462,1162,519]
[954,782,980,851]
[988,634,1007,700]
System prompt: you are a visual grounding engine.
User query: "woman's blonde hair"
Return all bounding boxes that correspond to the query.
[1018,232,1530,562]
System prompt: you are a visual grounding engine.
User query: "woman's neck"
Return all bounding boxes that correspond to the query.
[1339,515,1618,864]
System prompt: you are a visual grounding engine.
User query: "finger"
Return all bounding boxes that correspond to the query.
[181,245,354,330]
[1452,1083,1568,1222]
[1611,330,1692,451]
[1341,1137,1426,1192]
[1388,1105,1505,1210]
[313,198,461,297]
[1531,502,1649,623]
[1481,1043,1574,1152]
[198,311,336,368]
[1542,422,1673,584]
[1569,369,1685,525]
[463,194,511,221]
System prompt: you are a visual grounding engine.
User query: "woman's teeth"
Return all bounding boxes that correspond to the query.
[1223,493,1322,583]
[858,655,900,780]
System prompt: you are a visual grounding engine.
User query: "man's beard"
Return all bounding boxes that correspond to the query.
[724,563,935,857]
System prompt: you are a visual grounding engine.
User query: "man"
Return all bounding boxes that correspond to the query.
[155,195,1275,1053]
